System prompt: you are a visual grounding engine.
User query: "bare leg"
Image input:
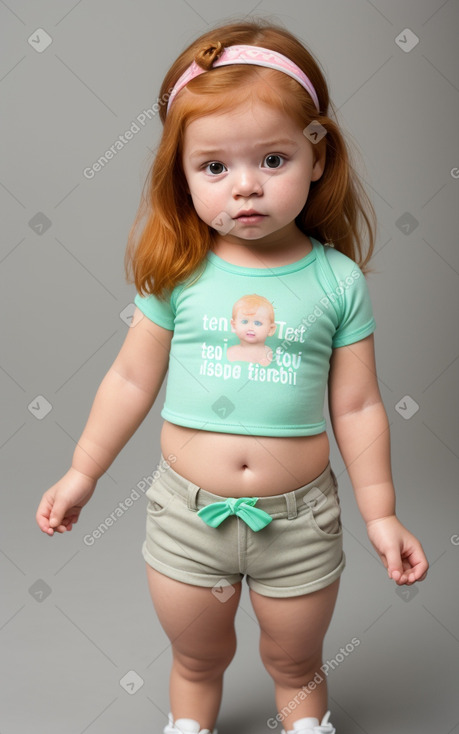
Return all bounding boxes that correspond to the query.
[146,565,241,730]
[250,578,340,731]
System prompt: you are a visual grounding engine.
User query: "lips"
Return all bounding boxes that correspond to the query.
[236,209,264,218]
[234,209,266,224]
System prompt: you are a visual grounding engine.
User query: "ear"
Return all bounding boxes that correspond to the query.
[311,139,326,182]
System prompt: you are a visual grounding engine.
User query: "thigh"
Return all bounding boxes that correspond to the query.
[249,578,340,665]
[146,565,242,658]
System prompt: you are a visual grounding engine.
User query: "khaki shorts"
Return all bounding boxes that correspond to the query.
[142,454,345,598]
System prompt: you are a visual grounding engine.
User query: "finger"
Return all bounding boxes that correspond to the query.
[36,498,53,532]
[36,512,51,533]
[401,549,429,579]
[38,515,57,535]
[398,560,418,584]
[385,549,404,580]
[49,500,70,529]
[409,560,429,581]
[397,560,429,585]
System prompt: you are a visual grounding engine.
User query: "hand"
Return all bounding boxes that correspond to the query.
[366,514,429,585]
[36,467,97,536]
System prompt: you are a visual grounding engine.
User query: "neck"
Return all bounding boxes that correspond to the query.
[211,227,313,267]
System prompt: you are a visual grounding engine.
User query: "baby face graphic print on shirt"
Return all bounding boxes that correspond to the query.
[227,294,277,366]
[199,292,303,385]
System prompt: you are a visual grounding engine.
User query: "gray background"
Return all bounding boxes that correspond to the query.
[1,1,458,733]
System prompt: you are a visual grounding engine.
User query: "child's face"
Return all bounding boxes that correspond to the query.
[182,97,324,248]
[231,305,276,344]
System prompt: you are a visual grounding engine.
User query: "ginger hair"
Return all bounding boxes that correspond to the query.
[232,295,275,323]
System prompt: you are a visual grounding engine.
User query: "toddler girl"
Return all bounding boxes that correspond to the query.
[36,19,429,734]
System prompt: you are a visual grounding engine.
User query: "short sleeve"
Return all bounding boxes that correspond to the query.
[332,265,376,348]
[134,291,175,331]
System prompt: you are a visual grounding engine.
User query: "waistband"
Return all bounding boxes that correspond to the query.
[156,453,337,520]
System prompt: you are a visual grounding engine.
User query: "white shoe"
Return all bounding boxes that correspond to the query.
[163,712,218,734]
[281,710,336,734]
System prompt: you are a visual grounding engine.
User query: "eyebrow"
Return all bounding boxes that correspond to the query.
[189,139,298,159]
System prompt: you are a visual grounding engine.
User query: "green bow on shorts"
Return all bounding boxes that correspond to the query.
[197,496,273,532]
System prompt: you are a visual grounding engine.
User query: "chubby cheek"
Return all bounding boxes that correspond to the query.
[182,167,213,220]
[188,186,221,225]
[280,180,311,215]
[191,196,214,223]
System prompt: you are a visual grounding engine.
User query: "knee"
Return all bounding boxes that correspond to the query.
[260,639,322,688]
[174,633,237,682]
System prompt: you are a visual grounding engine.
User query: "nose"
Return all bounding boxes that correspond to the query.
[232,166,263,198]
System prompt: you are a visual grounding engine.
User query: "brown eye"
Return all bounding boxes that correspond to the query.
[206,162,226,175]
[264,154,284,169]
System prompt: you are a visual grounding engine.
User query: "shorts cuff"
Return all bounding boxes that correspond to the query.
[142,541,242,588]
[247,552,346,598]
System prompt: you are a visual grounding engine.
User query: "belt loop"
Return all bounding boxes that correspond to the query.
[285,492,297,520]
[187,484,200,512]
[330,467,338,488]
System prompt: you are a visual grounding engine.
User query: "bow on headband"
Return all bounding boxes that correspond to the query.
[167,44,320,114]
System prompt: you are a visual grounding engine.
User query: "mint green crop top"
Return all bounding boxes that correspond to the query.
[134,238,376,437]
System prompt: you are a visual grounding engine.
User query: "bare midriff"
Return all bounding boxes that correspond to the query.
[160,420,330,497]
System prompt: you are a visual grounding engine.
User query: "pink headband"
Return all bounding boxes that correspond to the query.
[166,44,320,114]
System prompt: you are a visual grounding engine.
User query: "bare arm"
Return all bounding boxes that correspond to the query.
[328,334,428,584]
[72,308,173,480]
[327,334,394,524]
[36,308,173,534]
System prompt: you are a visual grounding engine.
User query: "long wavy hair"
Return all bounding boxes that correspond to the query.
[125,19,377,299]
